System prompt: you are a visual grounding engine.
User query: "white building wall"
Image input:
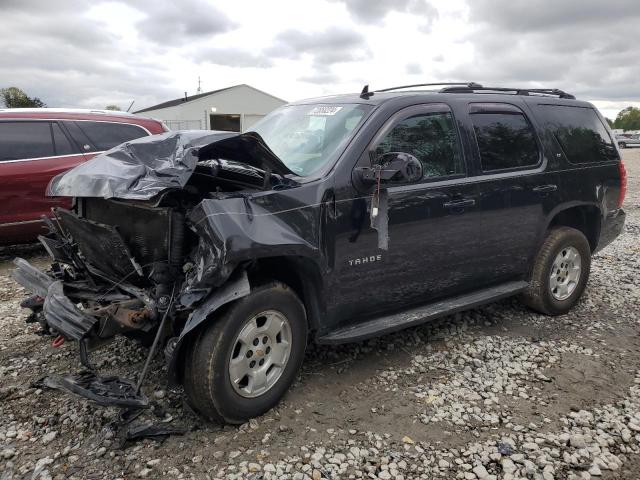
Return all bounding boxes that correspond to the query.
[136,85,285,131]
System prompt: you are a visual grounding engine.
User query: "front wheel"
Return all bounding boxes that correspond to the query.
[183,282,307,423]
[522,226,591,316]
[619,142,627,149]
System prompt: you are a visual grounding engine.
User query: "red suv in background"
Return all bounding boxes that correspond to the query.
[0,109,167,245]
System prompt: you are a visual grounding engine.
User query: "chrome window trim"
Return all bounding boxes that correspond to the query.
[0,219,46,228]
[0,152,95,164]
[0,118,152,135]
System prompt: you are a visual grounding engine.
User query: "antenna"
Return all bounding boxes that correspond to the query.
[197,76,202,94]
[126,100,135,112]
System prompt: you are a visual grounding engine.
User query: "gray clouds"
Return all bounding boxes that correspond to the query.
[328,0,438,25]
[406,63,423,75]
[192,47,273,68]
[441,0,640,100]
[268,27,370,66]
[298,72,341,85]
[266,27,370,85]
[0,0,176,108]
[468,0,640,32]
[1,0,638,112]
[133,0,237,45]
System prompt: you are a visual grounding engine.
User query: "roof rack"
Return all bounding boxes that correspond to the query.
[439,85,575,99]
[375,82,482,93]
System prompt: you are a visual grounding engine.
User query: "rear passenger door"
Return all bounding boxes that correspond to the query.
[0,121,82,243]
[462,102,559,280]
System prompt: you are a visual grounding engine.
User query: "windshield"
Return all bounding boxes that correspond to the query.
[249,103,372,176]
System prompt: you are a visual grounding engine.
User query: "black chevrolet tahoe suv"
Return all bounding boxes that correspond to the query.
[13,83,626,423]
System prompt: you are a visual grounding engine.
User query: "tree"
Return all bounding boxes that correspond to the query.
[105,105,122,111]
[0,87,46,108]
[605,117,614,128]
[613,106,640,131]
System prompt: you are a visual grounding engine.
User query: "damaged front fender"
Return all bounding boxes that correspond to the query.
[180,191,322,302]
[166,270,251,384]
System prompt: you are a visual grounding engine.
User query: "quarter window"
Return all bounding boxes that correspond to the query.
[374,112,464,180]
[69,121,148,152]
[539,105,617,163]
[0,122,55,161]
[471,112,539,171]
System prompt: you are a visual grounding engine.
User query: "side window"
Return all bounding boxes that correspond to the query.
[51,123,75,156]
[470,111,539,171]
[374,112,464,180]
[72,121,149,152]
[63,121,94,152]
[539,105,617,163]
[0,122,55,161]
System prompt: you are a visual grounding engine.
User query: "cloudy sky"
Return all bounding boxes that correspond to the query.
[1,0,638,119]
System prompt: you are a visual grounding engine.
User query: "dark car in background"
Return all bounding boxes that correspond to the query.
[0,109,167,245]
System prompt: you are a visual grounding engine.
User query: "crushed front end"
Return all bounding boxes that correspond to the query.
[14,199,182,349]
[11,130,303,408]
[11,198,188,405]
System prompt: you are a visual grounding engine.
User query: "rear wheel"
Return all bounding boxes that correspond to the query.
[522,227,591,315]
[183,282,307,423]
[619,142,627,149]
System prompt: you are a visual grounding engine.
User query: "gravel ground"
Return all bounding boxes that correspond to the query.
[1,150,639,480]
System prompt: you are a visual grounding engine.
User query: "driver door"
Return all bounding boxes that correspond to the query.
[326,103,481,328]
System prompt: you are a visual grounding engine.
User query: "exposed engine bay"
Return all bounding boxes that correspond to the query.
[11,130,319,407]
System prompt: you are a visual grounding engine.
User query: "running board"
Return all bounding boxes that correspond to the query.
[317,281,528,344]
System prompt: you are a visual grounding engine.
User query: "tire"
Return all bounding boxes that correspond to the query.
[522,226,591,316]
[619,142,627,149]
[183,282,307,424]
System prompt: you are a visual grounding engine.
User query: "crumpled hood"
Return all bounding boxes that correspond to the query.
[47,130,295,200]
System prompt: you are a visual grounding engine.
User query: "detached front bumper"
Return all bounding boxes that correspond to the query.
[12,257,151,407]
[12,258,100,340]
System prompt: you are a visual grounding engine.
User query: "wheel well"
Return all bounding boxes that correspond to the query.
[549,206,600,252]
[246,256,324,333]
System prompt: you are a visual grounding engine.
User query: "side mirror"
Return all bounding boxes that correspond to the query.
[354,152,423,186]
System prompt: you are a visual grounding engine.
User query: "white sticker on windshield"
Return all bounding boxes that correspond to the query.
[308,106,343,116]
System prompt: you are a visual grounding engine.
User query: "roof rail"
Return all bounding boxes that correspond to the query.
[440,85,575,99]
[375,82,482,93]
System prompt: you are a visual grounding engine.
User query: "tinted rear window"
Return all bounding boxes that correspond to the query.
[470,112,539,171]
[0,121,55,161]
[539,105,617,163]
[70,121,148,151]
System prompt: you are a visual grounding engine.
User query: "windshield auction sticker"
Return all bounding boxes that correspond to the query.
[308,106,343,116]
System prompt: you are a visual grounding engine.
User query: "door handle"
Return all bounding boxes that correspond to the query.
[532,184,558,194]
[443,198,476,209]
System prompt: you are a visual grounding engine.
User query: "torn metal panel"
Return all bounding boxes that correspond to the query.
[182,270,250,338]
[118,422,187,445]
[55,208,141,280]
[184,193,321,291]
[41,371,149,408]
[47,130,296,200]
[166,271,251,385]
[11,257,54,298]
[43,281,100,340]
